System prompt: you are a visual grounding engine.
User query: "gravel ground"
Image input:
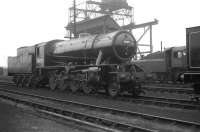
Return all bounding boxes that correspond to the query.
[1,85,199,124]
[11,92,196,132]
[0,98,106,132]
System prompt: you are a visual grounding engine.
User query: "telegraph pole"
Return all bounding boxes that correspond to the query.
[73,0,77,38]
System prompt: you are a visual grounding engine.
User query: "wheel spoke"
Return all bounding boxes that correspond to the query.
[49,76,57,90]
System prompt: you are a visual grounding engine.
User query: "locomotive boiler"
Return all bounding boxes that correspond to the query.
[38,30,137,67]
[8,30,142,97]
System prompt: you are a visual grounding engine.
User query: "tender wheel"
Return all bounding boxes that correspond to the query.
[70,81,79,93]
[25,76,32,87]
[18,83,23,88]
[17,80,23,88]
[49,76,57,90]
[16,76,23,88]
[107,82,120,97]
[21,76,28,88]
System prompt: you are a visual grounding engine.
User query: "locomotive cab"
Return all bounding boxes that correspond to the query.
[35,43,45,68]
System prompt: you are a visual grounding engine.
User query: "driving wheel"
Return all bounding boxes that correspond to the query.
[49,76,57,90]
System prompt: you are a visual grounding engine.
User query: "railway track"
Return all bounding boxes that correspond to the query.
[136,95,200,110]
[0,81,199,110]
[1,80,194,95]
[83,92,200,110]
[0,88,153,132]
[144,82,192,88]
[142,85,193,94]
[0,88,199,132]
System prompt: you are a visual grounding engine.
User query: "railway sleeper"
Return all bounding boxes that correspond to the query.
[0,90,200,131]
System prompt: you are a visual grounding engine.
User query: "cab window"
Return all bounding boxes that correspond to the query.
[173,52,178,58]
[177,51,182,58]
[174,51,183,59]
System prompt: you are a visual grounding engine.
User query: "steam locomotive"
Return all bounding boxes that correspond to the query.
[184,26,200,99]
[8,30,142,97]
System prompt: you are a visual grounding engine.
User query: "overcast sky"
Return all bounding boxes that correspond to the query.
[0,0,200,67]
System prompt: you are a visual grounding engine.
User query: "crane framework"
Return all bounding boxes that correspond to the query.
[65,0,158,57]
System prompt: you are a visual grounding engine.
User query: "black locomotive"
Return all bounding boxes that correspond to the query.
[134,46,187,82]
[184,26,200,100]
[8,30,142,97]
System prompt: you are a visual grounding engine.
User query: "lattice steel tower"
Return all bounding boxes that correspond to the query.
[66,0,133,36]
[65,0,158,58]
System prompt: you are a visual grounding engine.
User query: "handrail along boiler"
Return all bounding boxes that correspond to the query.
[8,30,142,97]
